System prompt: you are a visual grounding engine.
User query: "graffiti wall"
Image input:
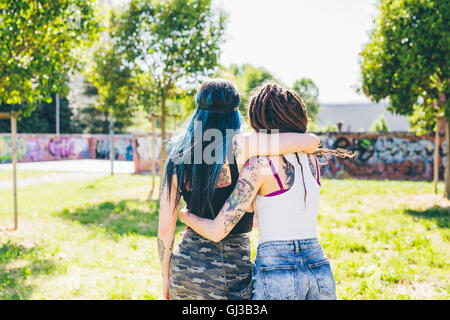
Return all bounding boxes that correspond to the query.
[133,132,447,181]
[1,132,446,181]
[0,134,135,163]
[317,133,447,181]
[91,136,134,161]
[133,133,175,174]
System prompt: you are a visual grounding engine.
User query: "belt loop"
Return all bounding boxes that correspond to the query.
[293,241,299,254]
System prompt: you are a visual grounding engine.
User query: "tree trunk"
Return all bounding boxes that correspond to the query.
[433,116,441,194]
[11,115,18,229]
[110,112,114,176]
[445,119,450,199]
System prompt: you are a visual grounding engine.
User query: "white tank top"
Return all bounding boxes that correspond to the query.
[254,153,321,245]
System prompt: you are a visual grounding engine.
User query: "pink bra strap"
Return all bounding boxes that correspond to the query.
[266,157,284,189]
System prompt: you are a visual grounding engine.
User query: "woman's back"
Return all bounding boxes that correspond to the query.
[255,153,321,244]
[179,158,254,235]
[251,153,337,300]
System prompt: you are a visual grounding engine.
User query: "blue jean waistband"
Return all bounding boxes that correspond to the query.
[257,238,320,252]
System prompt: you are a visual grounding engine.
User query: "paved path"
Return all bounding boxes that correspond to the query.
[0,159,135,173]
[0,160,135,190]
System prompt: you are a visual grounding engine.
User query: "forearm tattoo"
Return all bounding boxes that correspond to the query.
[157,237,165,262]
[157,237,174,263]
[221,157,265,233]
[223,178,254,232]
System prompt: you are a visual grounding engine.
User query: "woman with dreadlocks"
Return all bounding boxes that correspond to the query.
[158,79,321,300]
[180,82,354,300]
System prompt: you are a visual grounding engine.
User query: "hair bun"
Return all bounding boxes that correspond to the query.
[196,79,240,112]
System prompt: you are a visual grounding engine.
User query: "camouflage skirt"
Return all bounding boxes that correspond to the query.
[169,228,253,300]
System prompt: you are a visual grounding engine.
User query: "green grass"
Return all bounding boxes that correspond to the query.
[0,175,448,299]
[317,180,449,299]
[0,169,55,181]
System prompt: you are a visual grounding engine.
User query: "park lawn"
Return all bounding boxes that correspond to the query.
[0,174,448,300]
[0,169,55,181]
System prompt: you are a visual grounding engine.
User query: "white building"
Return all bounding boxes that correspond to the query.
[316,102,410,132]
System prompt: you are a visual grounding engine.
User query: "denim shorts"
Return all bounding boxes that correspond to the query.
[252,238,337,300]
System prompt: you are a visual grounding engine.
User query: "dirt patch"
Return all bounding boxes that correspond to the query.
[398,194,450,209]
[392,281,446,300]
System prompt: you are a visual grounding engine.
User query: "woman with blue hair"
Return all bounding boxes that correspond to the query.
[158,79,320,300]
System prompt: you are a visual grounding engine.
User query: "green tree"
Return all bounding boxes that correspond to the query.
[86,11,136,133]
[292,78,320,121]
[369,114,390,132]
[71,80,132,134]
[0,96,80,133]
[0,0,100,115]
[116,0,227,173]
[359,0,449,197]
[214,64,276,114]
[323,121,338,132]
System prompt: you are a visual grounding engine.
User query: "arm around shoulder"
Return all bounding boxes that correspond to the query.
[233,131,320,165]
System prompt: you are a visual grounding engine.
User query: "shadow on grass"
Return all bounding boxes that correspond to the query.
[84,175,115,189]
[58,199,185,237]
[405,206,450,229]
[0,241,55,300]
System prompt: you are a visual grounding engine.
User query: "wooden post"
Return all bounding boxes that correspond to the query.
[160,98,167,179]
[0,112,19,230]
[445,119,450,199]
[434,116,442,194]
[55,93,60,135]
[110,112,114,175]
[151,115,157,196]
[11,115,18,230]
[146,112,181,198]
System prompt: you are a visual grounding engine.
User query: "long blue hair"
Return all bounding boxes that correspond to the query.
[164,79,245,218]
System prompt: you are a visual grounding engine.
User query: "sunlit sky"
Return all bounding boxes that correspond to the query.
[215,0,379,103]
[110,0,380,103]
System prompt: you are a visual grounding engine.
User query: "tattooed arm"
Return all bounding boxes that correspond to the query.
[232,131,320,167]
[180,157,267,243]
[158,165,179,300]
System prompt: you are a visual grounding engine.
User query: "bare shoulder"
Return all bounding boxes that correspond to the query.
[244,155,269,168]
[240,156,270,183]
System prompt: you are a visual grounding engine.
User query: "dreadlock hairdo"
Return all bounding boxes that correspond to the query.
[249,82,308,134]
[248,81,355,161]
[248,81,355,206]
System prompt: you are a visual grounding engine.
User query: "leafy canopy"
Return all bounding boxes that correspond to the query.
[359,0,449,123]
[0,0,100,114]
[214,64,276,114]
[117,0,227,103]
[292,78,320,121]
[86,10,136,128]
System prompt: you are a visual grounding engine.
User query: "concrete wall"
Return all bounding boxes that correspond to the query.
[1,132,446,181]
[0,134,134,163]
[317,132,446,181]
